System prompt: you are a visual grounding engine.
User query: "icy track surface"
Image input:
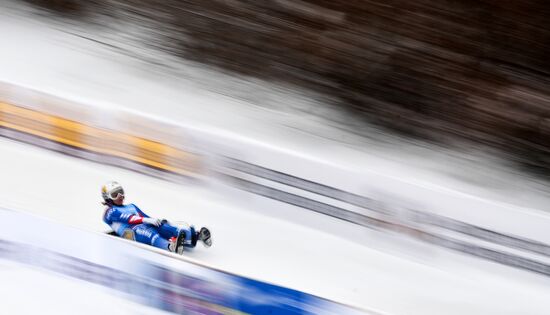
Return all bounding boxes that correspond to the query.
[2,138,550,315]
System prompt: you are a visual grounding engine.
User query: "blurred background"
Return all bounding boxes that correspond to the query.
[1,0,550,314]
[15,0,550,171]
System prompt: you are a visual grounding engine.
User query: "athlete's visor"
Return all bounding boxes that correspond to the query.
[109,188,124,199]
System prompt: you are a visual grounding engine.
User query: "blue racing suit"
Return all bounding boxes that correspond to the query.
[103,203,196,251]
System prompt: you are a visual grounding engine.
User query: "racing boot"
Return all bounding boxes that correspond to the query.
[168,229,186,254]
[198,227,212,247]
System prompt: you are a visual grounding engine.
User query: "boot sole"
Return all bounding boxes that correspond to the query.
[200,228,212,247]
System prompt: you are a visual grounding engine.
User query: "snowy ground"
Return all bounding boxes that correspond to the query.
[2,1,550,314]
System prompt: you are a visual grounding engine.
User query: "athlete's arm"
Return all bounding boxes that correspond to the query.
[104,207,153,225]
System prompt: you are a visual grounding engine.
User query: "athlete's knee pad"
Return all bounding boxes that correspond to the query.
[121,228,135,241]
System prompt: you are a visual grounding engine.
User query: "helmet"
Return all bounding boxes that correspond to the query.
[101,181,124,204]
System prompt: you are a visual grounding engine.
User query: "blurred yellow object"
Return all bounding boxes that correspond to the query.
[0,102,200,176]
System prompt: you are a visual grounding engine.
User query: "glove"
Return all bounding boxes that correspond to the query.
[142,217,161,227]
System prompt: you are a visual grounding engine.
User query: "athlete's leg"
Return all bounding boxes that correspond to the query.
[158,221,197,248]
[157,220,180,239]
[132,224,170,251]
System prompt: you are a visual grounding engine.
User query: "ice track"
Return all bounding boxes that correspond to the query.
[2,137,550,315]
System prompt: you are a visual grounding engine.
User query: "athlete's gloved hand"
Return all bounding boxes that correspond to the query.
[142,217,161,227]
